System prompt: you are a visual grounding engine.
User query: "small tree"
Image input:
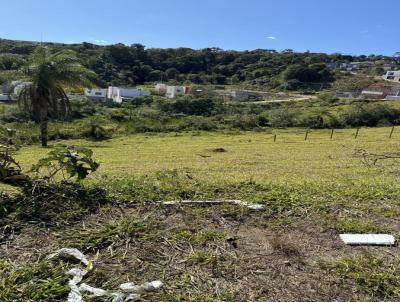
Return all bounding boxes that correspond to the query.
[17,46,96,147]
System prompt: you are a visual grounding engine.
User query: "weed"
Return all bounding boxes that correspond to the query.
[64,217,162,251]
[0,259,69,301]
[0,182,108,229]
[332,217,387,233]
[322,253,400,298]
[186,251,218,266]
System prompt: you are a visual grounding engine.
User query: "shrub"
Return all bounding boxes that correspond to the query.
[340,103,400,127]
[30,146,100,182]
[268,108,298,128]
[82,117,113,140]
[232,114,262,130]
[160,97,220,116]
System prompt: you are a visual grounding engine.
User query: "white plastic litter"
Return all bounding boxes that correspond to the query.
[340,234,396,246]
[47,248,89,266]
[111,293,125,302]
[67,269,88,302]
[79,284,108,297]
[49,249,164,302]
[159,199,265,210]
[125,294,141,301]
[120,280,163,293]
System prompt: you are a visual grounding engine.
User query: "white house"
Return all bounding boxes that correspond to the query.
[84,88,107,101]
[165,86,189,98]
[386,91,400,101]
[155,83,167,95]
[382,71,400,82]
[84,87,150,103]
[11,81,32,97]
[0,94,10,102]
[107,87,150,103]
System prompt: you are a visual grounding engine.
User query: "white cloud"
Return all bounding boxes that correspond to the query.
[266,36,277,40]
[89,38,108,45]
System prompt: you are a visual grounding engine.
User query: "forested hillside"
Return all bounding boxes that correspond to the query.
[0,38,393,89]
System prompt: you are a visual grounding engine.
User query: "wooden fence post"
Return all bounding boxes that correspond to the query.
[305,130,309,141]
[389,126,395,138]
[355,128,360,139]
[330,129,334,139]
[273,134,277,142]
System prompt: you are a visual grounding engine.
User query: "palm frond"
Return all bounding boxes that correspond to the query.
[17,46,97,122]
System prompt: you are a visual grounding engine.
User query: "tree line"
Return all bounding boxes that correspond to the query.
[0,39,395,90]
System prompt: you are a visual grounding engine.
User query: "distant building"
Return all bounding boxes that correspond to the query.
[382,70,400,82]
[155,83,167,95]
[335,91,361,99]
[84,86,150,103]
[385,91,400,101]
[11,81,32,97]
[220,90,263,102]
[361,83,400,100]
[165,86,189,98]
[0,94,11,102]
[107,86,150,103]
[84,88,107,101]
[328,61,375,72]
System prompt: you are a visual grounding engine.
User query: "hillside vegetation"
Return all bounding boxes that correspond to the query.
[0,38,393,90]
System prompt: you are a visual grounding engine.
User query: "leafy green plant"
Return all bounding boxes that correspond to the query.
[0,128,26,185]
[31,146,99,182]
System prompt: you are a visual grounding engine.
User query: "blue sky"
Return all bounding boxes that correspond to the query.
[2,0,399,55]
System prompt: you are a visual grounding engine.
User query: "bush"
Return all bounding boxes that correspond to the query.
[160,97,220,116]
[268,108,298,128]
[232,114,264,130]
[82,117,113,140]
[340,103,400,127]
[70,98,98,118]
[185,116,218,131]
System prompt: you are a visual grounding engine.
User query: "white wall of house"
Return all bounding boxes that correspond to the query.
[107,87,150,103]
[0,94,10,101]
[155,83,167,95]
[165,86,187,98]
[385,95,400,101]
[84,88,107,101]
[383,71,400,82]
[12,81,32,97]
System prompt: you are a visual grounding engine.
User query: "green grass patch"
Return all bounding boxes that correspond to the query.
[322,253,400,298]
[0,260,69,302]
[62,217,162,252]
[331,217,387,233]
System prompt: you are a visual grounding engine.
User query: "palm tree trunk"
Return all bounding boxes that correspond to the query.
[40,120,48,147]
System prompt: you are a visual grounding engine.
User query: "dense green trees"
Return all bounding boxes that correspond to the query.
[0,38,397,90]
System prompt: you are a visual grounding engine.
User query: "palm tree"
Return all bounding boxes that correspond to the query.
[17,46,95,147]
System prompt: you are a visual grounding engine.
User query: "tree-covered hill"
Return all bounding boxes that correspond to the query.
[0,38,396,89]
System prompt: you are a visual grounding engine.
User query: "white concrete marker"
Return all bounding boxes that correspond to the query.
[340,234,396,246]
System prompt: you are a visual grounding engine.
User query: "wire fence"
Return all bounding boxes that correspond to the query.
[268,126,399,143]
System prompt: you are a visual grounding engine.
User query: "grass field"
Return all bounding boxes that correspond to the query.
[14,126,400,184]
[2,128,400,301]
